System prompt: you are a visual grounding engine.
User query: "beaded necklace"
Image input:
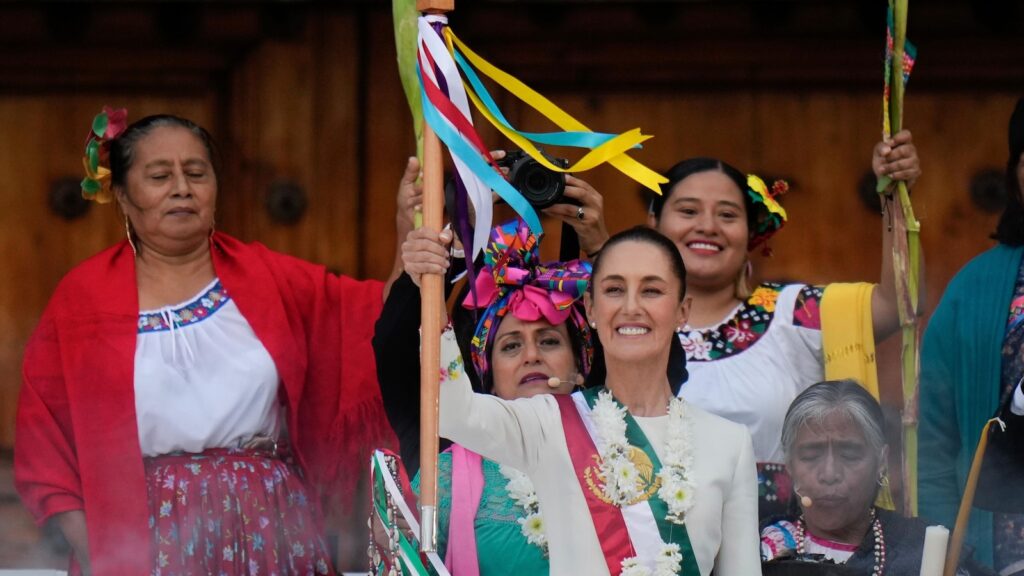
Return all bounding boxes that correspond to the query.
[795,508,886,576]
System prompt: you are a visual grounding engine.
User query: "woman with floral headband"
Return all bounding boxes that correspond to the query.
[644,131,921,519]
[410,224,759,576]
[14,109,394,574]
[395,217,593,575]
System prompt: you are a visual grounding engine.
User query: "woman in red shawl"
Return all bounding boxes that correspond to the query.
[15,110,393,575]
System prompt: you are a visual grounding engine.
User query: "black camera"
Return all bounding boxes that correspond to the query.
[497,150,573,209]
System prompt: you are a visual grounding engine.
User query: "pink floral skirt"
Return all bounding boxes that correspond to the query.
[144,448,333,576]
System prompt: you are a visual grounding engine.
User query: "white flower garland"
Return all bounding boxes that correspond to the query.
[498,464,548,555]
[591,390,694,576]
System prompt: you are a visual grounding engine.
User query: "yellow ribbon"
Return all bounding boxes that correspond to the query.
[445,29,668,194]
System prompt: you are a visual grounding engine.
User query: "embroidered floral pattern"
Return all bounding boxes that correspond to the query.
[748,286,779,313]
[439,353,464,383]
[138,281,230,333]
[680,283,823,362]
[678,330,712,361]
[793,285,824,329]
[757,462,794,519]
[145,448,332,576]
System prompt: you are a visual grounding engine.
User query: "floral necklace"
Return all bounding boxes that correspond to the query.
[498,464,548,556]
[591,389,695,576]
[795,508,886,576]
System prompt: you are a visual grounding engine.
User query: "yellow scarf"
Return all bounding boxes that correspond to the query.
[821,282,895,510]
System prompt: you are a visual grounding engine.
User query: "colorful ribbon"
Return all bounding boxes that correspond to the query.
[81,106,128,204]
[463,218,592,379]
[418,16,505,255]
[445,29,668,195]
[449,48,652,173]
[881,6,917,143]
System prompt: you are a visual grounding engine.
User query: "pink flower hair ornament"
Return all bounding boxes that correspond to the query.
[462,218,593,380]
[81,107,128,204]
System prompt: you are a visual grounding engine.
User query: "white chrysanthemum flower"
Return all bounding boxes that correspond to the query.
[593,392,629,445]
[518,512,547,547]
[499,464,547,554]
[655,543,683,575]
[620,556,650,576]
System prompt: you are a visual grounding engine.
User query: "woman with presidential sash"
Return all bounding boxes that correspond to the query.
[424,225,759,576]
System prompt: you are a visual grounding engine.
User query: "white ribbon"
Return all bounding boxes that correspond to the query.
[417,17,493,260]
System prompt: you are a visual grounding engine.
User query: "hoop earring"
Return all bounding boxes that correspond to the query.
[125,215,138,256]
[209,216,216,242]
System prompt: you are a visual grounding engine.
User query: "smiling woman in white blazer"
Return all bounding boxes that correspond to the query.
[428,226,760,576]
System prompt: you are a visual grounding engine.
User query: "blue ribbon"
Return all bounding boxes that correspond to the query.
[451,48,641,151]
[417,64,543,236]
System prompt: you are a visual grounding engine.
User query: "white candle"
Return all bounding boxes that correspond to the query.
[919,525,950,576]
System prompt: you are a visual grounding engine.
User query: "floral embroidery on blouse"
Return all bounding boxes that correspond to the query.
[792,285,824,329]
[680,283,823,362]
[440,352,465,383]
[137,281,230,333]
[749,285,780,313]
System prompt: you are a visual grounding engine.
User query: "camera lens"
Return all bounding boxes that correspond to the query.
[516,165,563,208]
[500,150,569,209]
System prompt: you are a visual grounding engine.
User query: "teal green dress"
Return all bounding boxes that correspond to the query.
[412,451,549,575]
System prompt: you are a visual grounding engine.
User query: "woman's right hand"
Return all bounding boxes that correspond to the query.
[401,227,453,288]
[53,510,91,575]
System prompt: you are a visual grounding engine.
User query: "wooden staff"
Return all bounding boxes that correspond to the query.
[416,0,453,553]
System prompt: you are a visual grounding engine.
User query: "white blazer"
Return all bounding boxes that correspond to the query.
[438,333,761,576]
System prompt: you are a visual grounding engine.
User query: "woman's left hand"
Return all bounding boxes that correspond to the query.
[542,175,610,257]
[873,129,920,190]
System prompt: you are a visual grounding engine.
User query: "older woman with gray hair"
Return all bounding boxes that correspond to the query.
[760,380,992,576]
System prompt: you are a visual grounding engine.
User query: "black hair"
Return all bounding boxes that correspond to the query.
[993,98,1024,246]
[648,157,752,233]
[109,114,219,190]
[586,226,689,394]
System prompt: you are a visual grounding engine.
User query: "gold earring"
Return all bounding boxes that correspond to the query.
[125,215,138,256]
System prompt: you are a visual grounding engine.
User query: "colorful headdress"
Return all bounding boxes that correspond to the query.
[463,218,593,380]
[81,106,128,204]
[745,174,789,253]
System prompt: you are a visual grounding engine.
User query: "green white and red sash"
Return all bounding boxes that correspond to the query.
[555,388,698,575]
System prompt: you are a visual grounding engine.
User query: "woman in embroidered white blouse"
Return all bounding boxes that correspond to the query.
[432,226,760,576]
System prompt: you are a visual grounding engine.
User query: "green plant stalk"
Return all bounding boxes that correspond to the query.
[891,0,921,516]
[393,0,425,164]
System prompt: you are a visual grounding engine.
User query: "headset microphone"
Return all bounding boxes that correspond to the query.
[794,487,813,509]
[547,374,586,389]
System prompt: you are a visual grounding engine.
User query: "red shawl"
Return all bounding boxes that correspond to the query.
[15,232,395,574]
